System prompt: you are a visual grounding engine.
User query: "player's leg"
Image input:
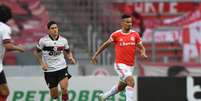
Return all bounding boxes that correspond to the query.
[50,87,59,99]
[0,71,9,101]
[120,64,135,101]
[112,63,135,101]
[58,67,71,101]
[99,63,127,100]
[0,84,9,101]
[44,71,60,99]
[59,77,69,101]
[101,81,127,100]
[125,76,135,101]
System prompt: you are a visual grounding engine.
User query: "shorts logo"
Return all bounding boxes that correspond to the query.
[47,83,50,87]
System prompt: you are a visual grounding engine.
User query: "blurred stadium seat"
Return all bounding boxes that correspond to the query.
[0,0,200,71]
[1,1,201,100]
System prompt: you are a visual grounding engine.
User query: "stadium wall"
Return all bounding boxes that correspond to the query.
[6,76,201,101]
[7,76,137,101]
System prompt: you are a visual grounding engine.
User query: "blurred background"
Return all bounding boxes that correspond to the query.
[1,0,201,101]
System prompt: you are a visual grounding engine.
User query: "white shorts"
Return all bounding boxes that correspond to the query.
[114,63,134,82]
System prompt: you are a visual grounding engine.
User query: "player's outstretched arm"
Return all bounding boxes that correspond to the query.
[90,38,112,64]
[4,43,25,52]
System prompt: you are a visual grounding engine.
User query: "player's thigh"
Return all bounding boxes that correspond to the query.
[0,71,9,96]
[44,71,59,89]
[58,68,70,91]
[59,77,68,91]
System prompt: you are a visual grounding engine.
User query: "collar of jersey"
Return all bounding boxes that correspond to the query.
[49,35,59,41]
[120,29,131,35]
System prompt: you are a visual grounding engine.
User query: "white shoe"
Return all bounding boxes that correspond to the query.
[98,93,106,101]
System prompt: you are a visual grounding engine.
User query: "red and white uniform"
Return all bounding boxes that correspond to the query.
[110,29,142,80]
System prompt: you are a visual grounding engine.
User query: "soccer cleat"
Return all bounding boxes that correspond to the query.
[98,93,106,101]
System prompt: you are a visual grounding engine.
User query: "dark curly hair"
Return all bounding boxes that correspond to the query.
[0,4,12,23]
[47,21,58,29]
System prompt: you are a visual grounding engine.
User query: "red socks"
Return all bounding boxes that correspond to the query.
[62,93,68,101]
[0,96,7,101]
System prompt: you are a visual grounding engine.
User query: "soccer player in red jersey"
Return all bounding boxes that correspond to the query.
[91,14,147,101]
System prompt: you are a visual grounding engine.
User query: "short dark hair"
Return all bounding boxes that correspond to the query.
[167,65,189,77]
[47,21,58,29]
[0,4,12,23]
[121,14,131,19]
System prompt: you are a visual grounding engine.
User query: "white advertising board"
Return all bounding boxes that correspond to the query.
[7,76,137,101]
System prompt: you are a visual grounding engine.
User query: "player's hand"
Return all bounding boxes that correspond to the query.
[41,63,48,71]
[68,57,76,64]
[91,56,97,64]
[141,52,148,59]
[17,44,26,52]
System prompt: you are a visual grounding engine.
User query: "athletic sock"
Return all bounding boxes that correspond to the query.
[62,93,68,101]
[103,85,118,99]
[125,86,134,101]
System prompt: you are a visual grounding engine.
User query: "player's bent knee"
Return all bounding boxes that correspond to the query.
[61,86,67,91]
[125,76,135,87]
[118,83,127,91]
[118,86,125,91]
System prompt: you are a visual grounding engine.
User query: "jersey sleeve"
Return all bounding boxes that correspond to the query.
[2,27,12,43]
[135,32,142,44]
[64,39,69,50]
[2,28,11,40]
[109,32,116,42]
[36,39,44,50]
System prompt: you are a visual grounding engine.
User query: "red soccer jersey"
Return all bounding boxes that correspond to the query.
[110,29,142,66]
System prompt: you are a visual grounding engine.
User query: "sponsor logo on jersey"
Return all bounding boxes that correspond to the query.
[120,42,135,46]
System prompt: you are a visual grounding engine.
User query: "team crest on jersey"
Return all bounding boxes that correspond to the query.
[130,37,135,41]
[119,38,123,41]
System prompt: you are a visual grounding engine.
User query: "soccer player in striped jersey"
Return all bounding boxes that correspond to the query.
[91,14,147,101]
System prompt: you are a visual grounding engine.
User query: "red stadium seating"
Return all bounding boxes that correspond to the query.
[0,0,49,65]
[3,53,17,65]
[138,42,183,63]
